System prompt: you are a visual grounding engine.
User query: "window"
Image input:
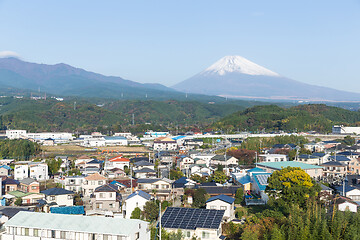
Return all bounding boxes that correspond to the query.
[50,196,56,201]
[51,230,56,238]
[98,181,103,185]
[202,231,210,238]
[104,235,110,240]
[109,203,114,208]
[60,231,66,238]
[25,228,29,236]
[220,206,227,210]
[186,231,191,237]
[68,195,73,200]
[96,203,103,209]
[33,229,39,237]
[32,186,37,190]
[100,193,105,198]
[109,193,113,198]
[210,206,216,209]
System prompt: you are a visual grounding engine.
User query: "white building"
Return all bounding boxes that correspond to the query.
[29,163,49,181]
[5,130,27,139]
[333,125,360,135]
[41,188,74,206]
[206,195,235,221]
[2,211,150,240]
[55,175,85,193]
[14,163,29,180]
[258,154,288,162]
[82,173,107,197]
[27,132,74,143]
[124,190,151,219]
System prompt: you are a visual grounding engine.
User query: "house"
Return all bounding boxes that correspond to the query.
[107,156,130,170]
[179,157,195,170]
[258,154,288,162]
[249,173,272,205]
[7,191,45,206]
[82,172,107,197]
[91,184,122,213]
[162,207,225,240]
[134,168,157,178]
[206,195,235,221]
[55,156,70,171]
[41,188,74,207]
[2,178,18,195]
[14,163,29,180]
[137,178,173,200]
[172,177,197,189]
[0,165,11,176]
[321,161,347,178]
[200,185,240,197]
[190,153,216,167]
[18,178,40,193]
[210,155,238,167]
[124,190,151,219]
[336,197,359,213]
[350,159,360,175]
[29,163,49,181]
[256,161,323,179]
[105,168,126,179]
[0,206,31,225]
[57,175,85,193]
[133,160,155,171]
[2,211,150,240]
[153,137,178,151]
[296,153,329,165]
[183,138,204,149]
[304,142,325,152]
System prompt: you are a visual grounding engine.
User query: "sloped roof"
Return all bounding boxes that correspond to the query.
[19,178,38,185]
[41,188,74,196]
[3,178,19,185]
[329,155,351,162]
[0,165,11,170]
[95,184,118,192]
[134,160,154,167]
[109,156,130,162]
[247,167,266,173]
[134,168,156,173]
[126,190,151,201]
[321,161,345,167]
[206,194,235,204]
[85,172,107,181]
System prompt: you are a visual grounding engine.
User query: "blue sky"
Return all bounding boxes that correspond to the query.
[0,0,359,92]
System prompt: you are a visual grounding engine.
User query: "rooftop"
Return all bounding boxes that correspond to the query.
[41,188,74,196]
[84,172,107,181]
[206,195,235,204]
[5,211,147,236]
[126,190,151,201]
[257,161,323,170]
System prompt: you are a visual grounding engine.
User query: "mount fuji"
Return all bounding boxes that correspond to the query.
[172,56,360,102]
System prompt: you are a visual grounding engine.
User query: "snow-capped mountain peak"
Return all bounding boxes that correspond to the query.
[202,55,280,77]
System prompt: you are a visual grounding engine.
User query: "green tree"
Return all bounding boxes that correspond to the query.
[192,188,207,208]
[265,167,320,206]
[234,188,244,204]
[46,158,62,175]
[143,201,159,222]
[212,171,227,184]
[14,198,22,206]
[130,207,141,219]
[170,168,184,180]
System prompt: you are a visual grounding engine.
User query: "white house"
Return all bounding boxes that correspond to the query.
[206,195,235,221]
[337,198,359,213]
[14,163,29,180]
[82,173,107,197]
[190,153,216,167]
[55,175,85,193]
[153,137,178,151]
[41,188,74,206]
[5,130,27,139]
[124,190,151,219]
[2,211,150,240]
[106,156,130,171]
[29,163,49,181]
[333,125,360,135]
[258,154,288,162]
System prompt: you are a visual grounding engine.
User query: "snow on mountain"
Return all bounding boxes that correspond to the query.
[201,55,280,77]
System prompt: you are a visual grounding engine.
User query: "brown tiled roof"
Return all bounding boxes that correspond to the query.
[85,172,107,181]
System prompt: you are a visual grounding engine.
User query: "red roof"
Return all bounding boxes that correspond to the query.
[109,156,130,162]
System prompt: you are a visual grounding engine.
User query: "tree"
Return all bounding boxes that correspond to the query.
[212,171,227,184]
[46,158,62,175]
[130,207,141,219]
[14,198,22,206]
[192,188,207,208]
[234,188,244,204]
[143,201,159,222]
[170,168,184,180]
[265,167,320,206]
[227,148,256,165]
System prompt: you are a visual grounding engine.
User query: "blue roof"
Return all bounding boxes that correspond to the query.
[126,190,151,200]
[104,136,127,140]
[41,188,74,196]
[237,175,252,185]
[172,135,187,140]
[312,152,326,157]
[110,180,127,188]
[0,165,11,170]
[50,206,85,215]
[330,155,351,161]
[206,194,235,204]
[247,167,266,173]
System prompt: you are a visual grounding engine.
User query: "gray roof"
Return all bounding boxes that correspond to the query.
[134,168,156,173]
[4,211,148,236]
[19,178,37,185]
[134,160,154,167]
[137,178,160,184]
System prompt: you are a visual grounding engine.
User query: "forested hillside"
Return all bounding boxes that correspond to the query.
[213,104,360,133]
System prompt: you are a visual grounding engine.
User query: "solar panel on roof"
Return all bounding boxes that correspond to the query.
[256,174,270,185]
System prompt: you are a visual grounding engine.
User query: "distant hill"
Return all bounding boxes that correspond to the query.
[173,56,360,102]
[0,98,249,132]
[213,104,360,133]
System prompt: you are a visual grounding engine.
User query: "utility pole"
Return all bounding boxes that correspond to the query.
[74,102,76,111]
[132,114,135,126]
[159,201,162,240]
